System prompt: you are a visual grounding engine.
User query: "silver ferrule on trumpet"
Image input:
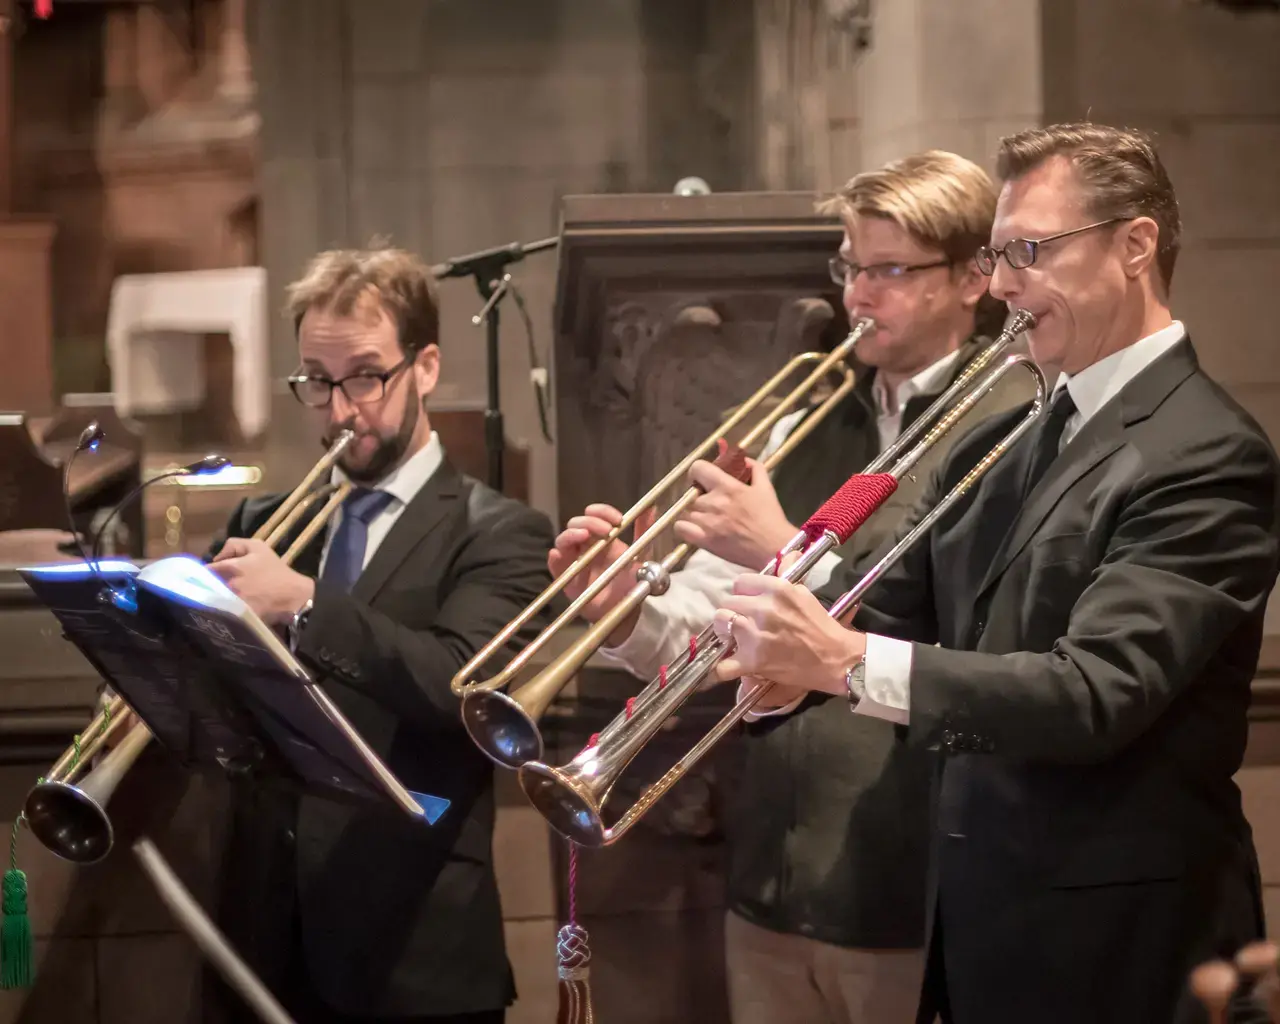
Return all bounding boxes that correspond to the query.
[517,310,1045,848]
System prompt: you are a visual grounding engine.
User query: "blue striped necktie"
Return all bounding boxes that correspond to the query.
[320,487,394,592]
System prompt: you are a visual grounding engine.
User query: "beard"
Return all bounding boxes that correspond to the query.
[326,388,422,485]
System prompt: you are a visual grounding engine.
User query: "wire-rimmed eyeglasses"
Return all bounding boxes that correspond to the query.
[828,256,951,287]
[288,357,411,408]
[975,217,1127,276]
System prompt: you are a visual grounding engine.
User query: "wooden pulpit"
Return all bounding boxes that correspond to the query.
[551,191,849,529]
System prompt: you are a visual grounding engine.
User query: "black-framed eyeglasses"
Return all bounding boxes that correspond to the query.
[287,356,412,408]
[828,256,951,287]
[975,217,1127,276]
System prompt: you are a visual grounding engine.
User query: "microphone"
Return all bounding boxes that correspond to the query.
[62,421,106,566]
[89,453,231,612]
[673,176,712,196]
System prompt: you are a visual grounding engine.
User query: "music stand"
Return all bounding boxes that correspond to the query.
[133,838,298,1024]
[16,558,451,825]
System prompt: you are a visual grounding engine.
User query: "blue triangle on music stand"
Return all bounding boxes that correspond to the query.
[409,792,451,825]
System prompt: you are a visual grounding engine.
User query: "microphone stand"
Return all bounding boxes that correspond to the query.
[432,236,558,493]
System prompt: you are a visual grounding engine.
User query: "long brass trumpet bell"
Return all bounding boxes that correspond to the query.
[22,429,357,864]
[518,311,1045,847]
[456,318,877,769]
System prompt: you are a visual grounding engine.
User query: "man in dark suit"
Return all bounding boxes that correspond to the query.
[706,122,1280,1024]
[206,246,555,1024]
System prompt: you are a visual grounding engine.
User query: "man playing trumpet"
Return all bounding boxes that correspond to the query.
[551,151,1033,1023]
[711,124,1280,1024]
[206,246,555,1024]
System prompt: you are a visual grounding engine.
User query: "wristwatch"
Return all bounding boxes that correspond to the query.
[287,598,314,653]
[843,655,865,712]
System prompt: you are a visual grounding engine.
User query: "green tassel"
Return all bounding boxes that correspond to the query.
[1,867,34,988]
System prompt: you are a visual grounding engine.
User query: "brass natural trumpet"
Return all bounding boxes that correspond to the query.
[517,311,1045,846]
[22,429,357,865]
[454,318,878,769]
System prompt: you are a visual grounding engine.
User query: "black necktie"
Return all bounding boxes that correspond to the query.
[1022,387,1077,499]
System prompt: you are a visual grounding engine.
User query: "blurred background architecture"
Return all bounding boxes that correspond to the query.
[0,0,1277,1021]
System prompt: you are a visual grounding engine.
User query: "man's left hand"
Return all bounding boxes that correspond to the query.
[710,572,865,695]
[675,458,797,569]
[209,538,316,626]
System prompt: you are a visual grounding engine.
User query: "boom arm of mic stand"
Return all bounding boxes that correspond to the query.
[430,236,559,493]
[430,236,558,282]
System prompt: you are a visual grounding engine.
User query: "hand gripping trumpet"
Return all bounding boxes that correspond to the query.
[451,317,879,769]
[517,310,1046,847]
[20,430,357,866]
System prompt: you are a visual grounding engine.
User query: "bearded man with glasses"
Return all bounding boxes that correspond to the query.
[706,123,1280,1024]
[203,246,555,1024]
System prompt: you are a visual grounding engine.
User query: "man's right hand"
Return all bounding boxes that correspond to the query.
[549,504,655,646]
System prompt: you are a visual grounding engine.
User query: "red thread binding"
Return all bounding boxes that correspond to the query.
[801,473,898,545]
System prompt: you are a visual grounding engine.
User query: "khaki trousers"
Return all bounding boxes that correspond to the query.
[725,910,924,1024]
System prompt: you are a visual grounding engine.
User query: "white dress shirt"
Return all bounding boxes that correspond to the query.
[317,430,444,577]
[600,349,966,681]
[744,319,1188,723]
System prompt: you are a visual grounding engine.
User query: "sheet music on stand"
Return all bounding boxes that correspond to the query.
[17,556,450,824]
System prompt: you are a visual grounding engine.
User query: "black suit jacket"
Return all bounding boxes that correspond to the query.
[821,338,1280,1023]
[210,459,554,1018]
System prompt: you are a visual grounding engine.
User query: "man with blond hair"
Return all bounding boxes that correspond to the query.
[549,150,1033,1023]
[207,245,555,1024]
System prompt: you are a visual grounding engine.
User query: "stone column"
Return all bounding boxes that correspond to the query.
[754,0,866,191]
[218,0,254,104]
[855,0,1042,174]
[0,0,12,213]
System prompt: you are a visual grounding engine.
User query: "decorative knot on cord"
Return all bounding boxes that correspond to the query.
[557,923,592,971]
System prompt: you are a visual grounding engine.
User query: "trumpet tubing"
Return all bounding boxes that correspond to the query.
[517,313,1045,847]
[21,430,359,864]
[456,318,877,769]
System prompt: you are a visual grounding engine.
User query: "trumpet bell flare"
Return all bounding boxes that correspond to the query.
[518,762,608,847]
[24,782,114,865]
[461,691,546,769]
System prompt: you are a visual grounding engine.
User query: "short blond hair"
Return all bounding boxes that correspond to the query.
[818,150,997,266]
[819,150,1001,332]
[286,244,439,354]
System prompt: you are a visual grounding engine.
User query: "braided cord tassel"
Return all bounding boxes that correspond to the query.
[556,842,594,1024]
[0,699,111,989]
[1,818,33,988]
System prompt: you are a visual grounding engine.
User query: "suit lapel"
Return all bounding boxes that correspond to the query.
[352,460,462,604]
[974,337,1200,601]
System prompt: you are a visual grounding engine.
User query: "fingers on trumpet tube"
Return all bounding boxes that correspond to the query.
[1190,959,1240,1024]
[1235,942,1280,1021]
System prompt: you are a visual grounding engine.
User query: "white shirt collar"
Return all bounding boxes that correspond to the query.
[1055,320,1187,424]
[872,347,965,418]
[332,430,444,508]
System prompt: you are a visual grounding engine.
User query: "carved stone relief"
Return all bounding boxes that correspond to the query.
[557,291,839,532]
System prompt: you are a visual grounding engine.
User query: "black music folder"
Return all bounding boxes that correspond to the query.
[17,556,450,825]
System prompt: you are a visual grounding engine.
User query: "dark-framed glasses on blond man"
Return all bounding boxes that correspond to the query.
[827,256,951,287]
[975,217,1128,276]
[288,357,412,408]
